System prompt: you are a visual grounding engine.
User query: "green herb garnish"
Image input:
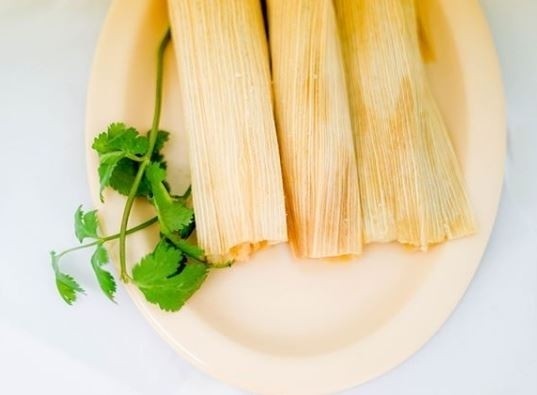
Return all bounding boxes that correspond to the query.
[51,29,226,311]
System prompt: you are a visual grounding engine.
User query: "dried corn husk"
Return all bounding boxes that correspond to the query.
[168,0,288,263]
[334,0,475,249]
[267,0,362,258]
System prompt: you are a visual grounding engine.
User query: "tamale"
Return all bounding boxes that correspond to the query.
[334,0,475,250]
[168,0,287,263]
[267,0,362,258]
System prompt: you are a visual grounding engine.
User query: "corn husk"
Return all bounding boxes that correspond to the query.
[267,0,362,258]
[334,0,475,249]
[168,0,287,263]
[416,0,435,62]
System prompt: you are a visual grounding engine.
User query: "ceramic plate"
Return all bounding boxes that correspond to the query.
[85,0,505,393]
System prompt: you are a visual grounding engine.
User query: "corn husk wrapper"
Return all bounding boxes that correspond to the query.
[267,0,362,258]
[334,0,475,249]
[168,0,288,263]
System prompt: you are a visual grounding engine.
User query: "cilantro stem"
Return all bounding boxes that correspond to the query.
[165,233,208,264]
[163,233,233,269]
[148,30,171,155]
[118,29,172,282]
[55,216,159,260]
[181,185,192,200]
[211,262,234,269]
[126,154,144,162]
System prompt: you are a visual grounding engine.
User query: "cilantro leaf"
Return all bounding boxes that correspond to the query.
[132,241,208,312]
[56,273,84,305]
[90,245,117,301]
[74,206,99,243]
[145,163,194,234]
[150,130,170,165]
[51,252,85,305]
[93,128,169,199]
[106,131,169,198]
[97,152,126,197]
[178,220,195,239]
[154,130,170,155]
[107,158,152,198]
[107,157,137,196]
[92,123,148,156]
[92,124,150,199]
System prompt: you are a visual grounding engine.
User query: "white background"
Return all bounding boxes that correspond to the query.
[0,1,535,394]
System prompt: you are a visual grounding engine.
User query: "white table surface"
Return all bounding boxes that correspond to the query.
[0,1,535,394]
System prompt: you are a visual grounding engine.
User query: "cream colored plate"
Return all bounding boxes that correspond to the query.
[85,0,505,393]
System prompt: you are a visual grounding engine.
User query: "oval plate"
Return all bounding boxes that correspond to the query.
[85,0,505,393]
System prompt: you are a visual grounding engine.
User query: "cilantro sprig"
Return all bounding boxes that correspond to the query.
[51,29,228,311]
[51,209,158,304]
